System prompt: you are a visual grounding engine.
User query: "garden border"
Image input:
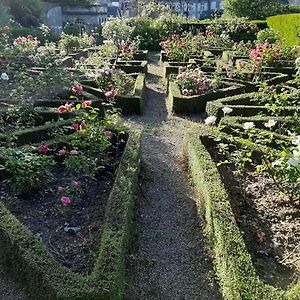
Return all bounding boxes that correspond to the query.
[184,130,300,300]
[0,129,141,300]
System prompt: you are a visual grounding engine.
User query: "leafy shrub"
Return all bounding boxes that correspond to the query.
[206,17,258,42]
[223,0,281,20]
[256,28,283,44]
[102,18,134,47]
[0,148,54,195]
[63,22,81,36]
[160,34,197,62]
[59,33,95,54]
[175,67,219,96]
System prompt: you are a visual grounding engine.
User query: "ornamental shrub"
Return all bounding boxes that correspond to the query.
[223,0,281,20]
[206,17,258,42]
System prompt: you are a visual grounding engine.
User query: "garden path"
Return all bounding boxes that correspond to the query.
[125,53,222,300]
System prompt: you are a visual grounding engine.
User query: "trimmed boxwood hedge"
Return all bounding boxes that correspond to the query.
[184,130,300,300]
[168,80,245,114]
[205,93,300,119]
[267,14,300,47]
[82,74,145,115]
[0,129,141,300]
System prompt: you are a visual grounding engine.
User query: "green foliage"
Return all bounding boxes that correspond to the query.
[256,28,283,44]
[59,33,95,54]
[267,14,300,46]
[0,3,12,26]
[102,18,134,47]
[2,0,42,27]
[223,0,281,20]
[0,148,54,195]
[206,17,258,42]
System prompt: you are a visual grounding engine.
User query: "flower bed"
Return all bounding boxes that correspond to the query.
[184,131,300,300]
[82,73,145,115]
[168,79,245,114]
[0,125,140,299]
[115,60,148,74]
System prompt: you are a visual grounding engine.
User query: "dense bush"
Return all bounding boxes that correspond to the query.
[256,28,283,44]
[223,0,281,19]
[2,0,42,27]
[206,17,258,42]
[267,14,300,46]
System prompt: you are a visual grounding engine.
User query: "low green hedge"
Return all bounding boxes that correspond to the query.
[82,74,145,115]
[168,81,245,114]
[205,93,300,119]
[184,131,299,300]
[0,129,141,300]
[267,14,300,47]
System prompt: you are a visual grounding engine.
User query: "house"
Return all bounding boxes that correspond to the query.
[43,0,108,35]
[159,0,223,19]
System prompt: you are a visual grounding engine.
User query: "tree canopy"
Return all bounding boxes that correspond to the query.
[223,0,281,20]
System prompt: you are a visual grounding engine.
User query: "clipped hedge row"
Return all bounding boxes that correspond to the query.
[168,81,245,114]
[0,129,141,300]
[184,131,285,300]
[267,14,300,46]
[184,131,300,299]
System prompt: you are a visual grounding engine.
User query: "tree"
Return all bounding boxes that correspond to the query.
[2,0,42,27]
[223,0,281,20]
[0,2,12,26]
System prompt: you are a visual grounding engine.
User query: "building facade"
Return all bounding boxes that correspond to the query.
[43,0,108,35]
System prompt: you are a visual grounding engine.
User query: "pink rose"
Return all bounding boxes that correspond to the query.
[70,149,78,155]
[71,180,81,189]
[71,84,83,95]
[71,123,80,131]
[81,100,92,108]
[38,144,49,154]
[60,196,71,206]
[105,89,117,99]
[58,147,66,156]
[102,130,113,137]
[57,186,65,193]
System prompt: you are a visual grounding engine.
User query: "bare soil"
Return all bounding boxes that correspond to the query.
[204,137,300,290]
[1,152,122,275]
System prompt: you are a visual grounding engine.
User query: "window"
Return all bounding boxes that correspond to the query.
[211,1,216,9]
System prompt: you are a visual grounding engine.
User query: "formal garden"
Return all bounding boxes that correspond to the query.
[0,0,300,299]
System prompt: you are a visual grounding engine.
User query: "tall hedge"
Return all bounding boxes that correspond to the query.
[267,14,300,46]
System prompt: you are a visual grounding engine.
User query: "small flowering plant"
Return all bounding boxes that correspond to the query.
[94,67,135,100]
[160,34,197,62]
[175,67,219,96]
[118,38,140,61]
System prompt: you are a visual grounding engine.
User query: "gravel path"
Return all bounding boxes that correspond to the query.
[125,53,222,299]
[0,267,29,300]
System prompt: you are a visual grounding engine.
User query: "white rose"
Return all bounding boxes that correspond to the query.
[243,122,255,130]
[222,106,233,115]
[264,119,277,128]
[205,116,217,126]
[1,73,9,81]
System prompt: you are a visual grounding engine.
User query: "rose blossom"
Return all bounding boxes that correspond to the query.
[243,122,255,130]
[105,89,117,99]
[70,149,78,155]
[72,180,82,189]
[71,123,80,131]
[1,73,9,81]
[57,186,65,193]
[58,103,73,114]
[103,130,113,137]
[60,196,71,206]
[264,119,277,128]
[81,100,92,108]
[222,106,233,115]
[71,84,83,94]
[38,144,49,154]
[205,116,217,126]
[58,147,66,156]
